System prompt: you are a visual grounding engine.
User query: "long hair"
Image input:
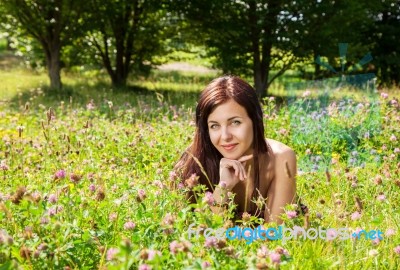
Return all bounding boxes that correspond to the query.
[174,75,270,211]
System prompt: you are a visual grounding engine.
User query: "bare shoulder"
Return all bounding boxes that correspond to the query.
[266,138,296,176]
[266,138,296,157]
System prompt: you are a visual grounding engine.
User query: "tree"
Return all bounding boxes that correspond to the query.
[366,0,400,86]
[289,0,374,80]
[2,0,84,90]
[170,0,300,97]
[84,0,167,88]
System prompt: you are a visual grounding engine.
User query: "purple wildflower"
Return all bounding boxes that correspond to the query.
[385,228,396,237]
[106,248,119,261]
[54,169,66,179]
[0,160,9,171]
[203,192,215,206]
[286,210,297,219]
[351,211,361,220]
[377,194,386,201]
[48,194,58,204]
[89,184,96,192]
[204,237,218,248]
[202,261,211,268]
[269,252,281,264]
[138,264,151,270]
[123,221,136,230]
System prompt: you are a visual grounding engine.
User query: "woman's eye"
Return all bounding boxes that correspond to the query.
[232,120,241,126]
[209,124,219,129]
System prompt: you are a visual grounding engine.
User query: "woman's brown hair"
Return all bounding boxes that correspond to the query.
[174,75,270,212]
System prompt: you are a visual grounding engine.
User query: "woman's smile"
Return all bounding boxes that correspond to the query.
[221,143,238,151]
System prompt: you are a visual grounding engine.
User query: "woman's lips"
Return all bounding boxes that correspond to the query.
[221,144,238,151]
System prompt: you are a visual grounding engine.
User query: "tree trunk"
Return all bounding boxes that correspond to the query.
[48,46,62,90]
[42,40,62,91]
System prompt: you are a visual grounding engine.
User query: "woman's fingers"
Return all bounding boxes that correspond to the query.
[220,156,253,181]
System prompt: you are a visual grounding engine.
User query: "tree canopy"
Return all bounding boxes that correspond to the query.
[1,0,399,93]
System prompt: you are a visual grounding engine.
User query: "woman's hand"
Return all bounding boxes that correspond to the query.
[219,154,253,190]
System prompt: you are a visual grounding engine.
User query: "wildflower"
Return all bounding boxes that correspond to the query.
[169,240,180,254]
[202,261,211,268]
[17,125,25,137]
[169,171,177,181]
[153,180,165,189]
[203,192,215,206]
[385,228,395,237]
[169,240,191,255]
[138,264,151,270]
[269,252,281,264]
[162,213,176,226]
[107,101,113,109]
[394,246,400,255]
[286,210,297,219]
[146,249,161,261]
[302,90,311,97]
[377,194,386,201]
[31,191,41,202]
[70,173,82,183]
[136,189,146,202]
[380,92,388,99]
[374,175,382,185]
[369,249,378,257]
[89,184,96,192]
[109,212,117,222]
[177,182,185,189]
[372,238,380,245]
[390,134,397,142]
[257,245,269,258]
[106,247,119,261]
[0,160,9,171]
[185,173,199,188]
[326,229,338,240]
[123,221,136,230]
[54,169,66,179]
[40,217,49,225]
[305,149,311,155]
[204,237,218,248]
[11,186,26,204]
[96,188,105,201]
[279,128,287,135]
[86,100,95,110]
[19,246,31,260]
[48,194,58,204]
[351,211,361,220]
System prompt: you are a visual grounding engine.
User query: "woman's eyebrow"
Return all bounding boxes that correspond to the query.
[208,116,242,123]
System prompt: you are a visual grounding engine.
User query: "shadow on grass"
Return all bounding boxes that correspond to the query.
[5,80,202,112]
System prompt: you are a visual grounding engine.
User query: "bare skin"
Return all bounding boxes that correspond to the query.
[207,99,296,224]
[213,139,296,224]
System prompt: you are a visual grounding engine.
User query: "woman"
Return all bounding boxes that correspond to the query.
[174,75,297,224]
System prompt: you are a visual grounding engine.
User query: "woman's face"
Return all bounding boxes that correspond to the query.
[207,99,254,159]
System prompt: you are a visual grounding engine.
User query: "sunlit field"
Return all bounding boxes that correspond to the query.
[1,67,400,269]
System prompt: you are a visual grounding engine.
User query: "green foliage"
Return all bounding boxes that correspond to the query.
[0,70,400,269]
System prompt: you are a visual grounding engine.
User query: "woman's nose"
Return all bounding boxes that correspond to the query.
[221,126,233,140]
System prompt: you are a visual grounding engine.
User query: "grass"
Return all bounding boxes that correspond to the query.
[0,60,400,269]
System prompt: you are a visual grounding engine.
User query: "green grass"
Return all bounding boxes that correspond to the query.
[0,64,400,269]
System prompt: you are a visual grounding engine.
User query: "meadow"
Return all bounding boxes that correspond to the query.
[0,63,400,269]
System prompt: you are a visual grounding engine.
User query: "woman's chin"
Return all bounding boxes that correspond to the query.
[221,153,241,160]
